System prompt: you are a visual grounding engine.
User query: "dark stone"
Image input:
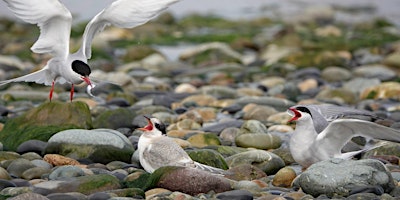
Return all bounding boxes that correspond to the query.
[88,192,111,200]
[201,120,244,134]
[216,190,254,200]
[16,140,48,154]
[0,179,17,190]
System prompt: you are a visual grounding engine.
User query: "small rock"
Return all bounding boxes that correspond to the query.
[43,154,80,166]
[187,149,228,170]
[187,133,221,148]
[225,164,266,181]
[242,104,278,121]
[8,192,49,200]
[216,190,254,200]
[354,65,397,81]
[21,167,51,180]
[360,82,400,101]
[235,133,281,150]
[48,165,85,180]
[226,150,285,174]
[7,158,36,178]
[240,120,268,134]
[321,66,351,82]
[272,167,297,188]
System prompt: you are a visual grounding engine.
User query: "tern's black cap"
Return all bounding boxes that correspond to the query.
[72,60,91,76]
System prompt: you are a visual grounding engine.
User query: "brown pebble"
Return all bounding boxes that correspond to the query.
[272,167,297,188]
[43,154,81,166]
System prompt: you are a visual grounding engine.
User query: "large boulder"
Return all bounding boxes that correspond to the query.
[294,158,395,197]
[0,101,92,150]
[45,129,134,164]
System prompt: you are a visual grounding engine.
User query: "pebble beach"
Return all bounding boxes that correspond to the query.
[0,2,400,200]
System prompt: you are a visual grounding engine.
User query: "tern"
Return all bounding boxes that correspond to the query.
[137,116,227,174]
[287,105,400,168]
[1,0,179,101]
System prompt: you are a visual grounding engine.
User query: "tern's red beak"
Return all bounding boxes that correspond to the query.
[138,116,153,132]
[82,76,92,86]
[288,107,301,122]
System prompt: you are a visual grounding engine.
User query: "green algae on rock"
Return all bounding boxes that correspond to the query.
[0,101,92,150]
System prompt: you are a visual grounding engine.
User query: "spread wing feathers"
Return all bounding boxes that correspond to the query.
[0,67,53,86]
[3,0,72,57]
[80,0,180,59]
[306,104,379,121]
[314,119,400,158]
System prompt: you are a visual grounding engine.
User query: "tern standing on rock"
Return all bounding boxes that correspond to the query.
[1,0,179,101]
[137,116,227,175]
[287,104,400,168]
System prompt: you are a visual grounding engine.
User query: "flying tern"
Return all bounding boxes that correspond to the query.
[1,0,179,101]
[287,105,400,168]
[137,116,227,174]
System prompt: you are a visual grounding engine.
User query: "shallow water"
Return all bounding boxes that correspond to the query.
[0,0,399,26]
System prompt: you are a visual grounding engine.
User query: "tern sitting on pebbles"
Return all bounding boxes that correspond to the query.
[137,116,227,175]
[287,105,400,168]
[1,0,179,101]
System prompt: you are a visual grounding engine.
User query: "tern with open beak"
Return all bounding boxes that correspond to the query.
[137,116,227,175]
[1,0,179,101]
[288,105,400,168]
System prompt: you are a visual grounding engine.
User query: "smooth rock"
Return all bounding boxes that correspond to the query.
[216,189,254,200]
[8,192,49,200]
[187,149,228,170]
[225,150,285,175]
[45,129,134,164]
[294,159,395,197]
[353,65,397,81]
[321,66,351,82]
[21,167,51,180]
[316,88,357,104]
[93,108,136,129]
[33,174,121,196]
[242,104,278,121]
[16,140,48,155]
[0,179,17,190]
[48,165,85,180]
[7,158,36,178]
[272,167,297,188]
[187,133,221,148]
[343,77,381,95]
[201,120,243,134]
[153,166,232,195]
[0,167,11,180]
[43,154,80,166]
[225,164,266,181]
[47,192,88,200]
[235,133,281,150]
[0,101,92,151]
[360,82,400,101]
[240,120,268,134]
[235,96,295,112]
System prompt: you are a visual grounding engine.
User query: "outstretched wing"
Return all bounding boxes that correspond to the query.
[3,0,72,58]
[80,0,180,59]
[314,119,400,158]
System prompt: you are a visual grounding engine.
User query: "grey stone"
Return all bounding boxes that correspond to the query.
[45,129,134,164]
[6,158,36,178]
[49,166,85,180]
[294,158,395,197]
[225,150,285,174]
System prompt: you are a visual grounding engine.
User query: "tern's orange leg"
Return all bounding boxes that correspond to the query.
[49,80,55,101]
[70,84,74,102]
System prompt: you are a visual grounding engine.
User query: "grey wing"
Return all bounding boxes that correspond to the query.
[311,104,379,121]
[314,119,400,157]
[142,137,195,169]
[194,162,228,175]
